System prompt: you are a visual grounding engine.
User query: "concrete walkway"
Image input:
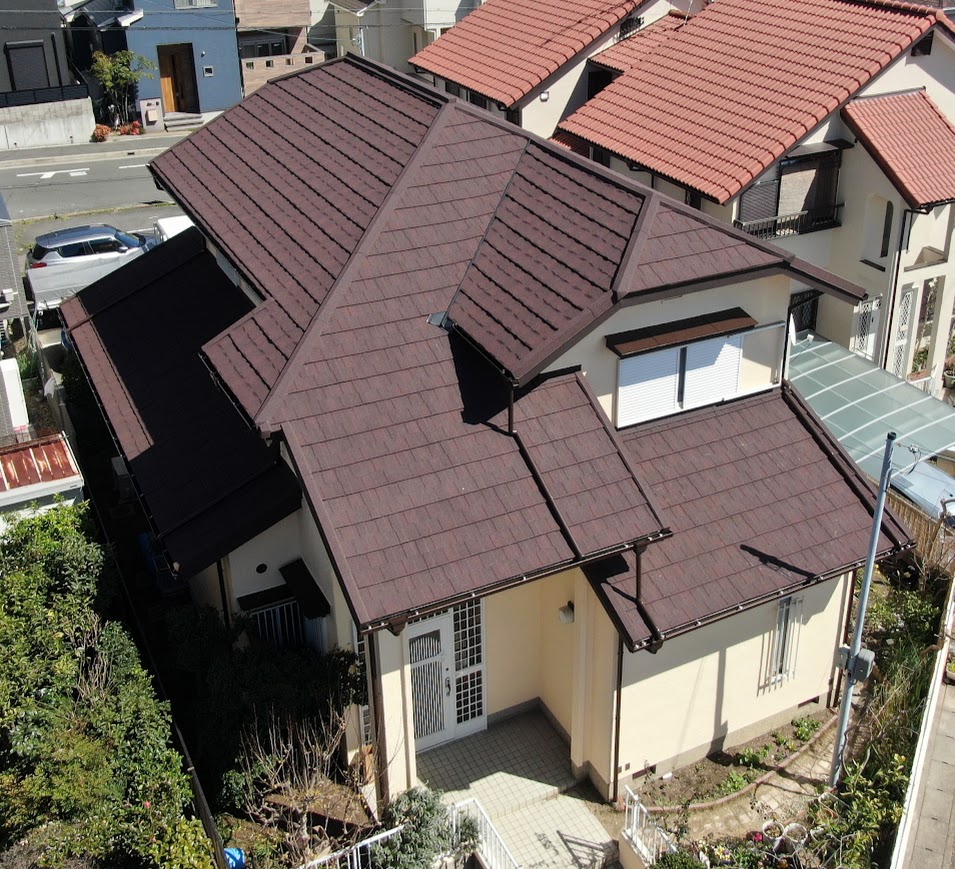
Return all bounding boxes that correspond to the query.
[417,712,618,868]
[901,680,955,868]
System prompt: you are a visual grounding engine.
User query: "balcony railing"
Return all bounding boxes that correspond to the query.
[0,84,89,109]
[734,203,843,240]
[250,598,306,648]
[623,786,677,865]
[297,825,404,869]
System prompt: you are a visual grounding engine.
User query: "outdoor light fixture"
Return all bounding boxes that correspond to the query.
[557,601,575,624]
[539,91,550,102]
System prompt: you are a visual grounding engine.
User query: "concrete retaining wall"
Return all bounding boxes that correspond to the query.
[0,98,96,150]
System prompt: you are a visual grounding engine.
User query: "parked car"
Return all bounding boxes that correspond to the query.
[25,225,156,311]
[154,215,195,244]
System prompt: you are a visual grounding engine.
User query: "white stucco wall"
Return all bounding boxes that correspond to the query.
[0,98,96,150]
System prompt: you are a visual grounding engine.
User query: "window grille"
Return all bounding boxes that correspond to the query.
[768,596,803,685]
[453,601,484,725]
[355,630,373,746]
[174,0,217,7]
[620,15,643,38]
[251,598,305,648]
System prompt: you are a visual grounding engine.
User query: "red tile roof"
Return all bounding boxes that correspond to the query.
[411,0,638,106]
[559,0,950,202]
[591,10,688,72]
[592,388,912,650]
[842,90,955,208]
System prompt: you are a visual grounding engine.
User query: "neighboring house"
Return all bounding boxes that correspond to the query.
[329,0,482,73]
[235,0,330,95]
[66,0,242,119]
[0,0,93,149]
[411,0,701,138]
[63,57,910,825]
[555,0,955,391]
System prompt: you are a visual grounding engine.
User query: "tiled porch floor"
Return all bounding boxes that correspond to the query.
[416,711,618,868]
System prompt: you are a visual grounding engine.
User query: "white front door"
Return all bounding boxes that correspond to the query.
[408,613,456,751]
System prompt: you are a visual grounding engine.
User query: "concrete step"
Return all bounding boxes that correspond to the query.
[493,794,619,869]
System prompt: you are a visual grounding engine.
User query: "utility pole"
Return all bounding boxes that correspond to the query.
[829,431,896,787]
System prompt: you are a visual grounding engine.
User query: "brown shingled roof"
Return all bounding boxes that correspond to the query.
[559,0,951,202]
[411,0,638,106]
[842,90,955,209]
[591,388,912,651]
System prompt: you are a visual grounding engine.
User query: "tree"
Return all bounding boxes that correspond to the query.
[89,50,156,125]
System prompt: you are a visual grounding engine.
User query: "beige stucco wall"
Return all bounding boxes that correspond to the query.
[543,278,791,423]
[485,580,541,715]
[616,573,851,785]
[538,570,577,736]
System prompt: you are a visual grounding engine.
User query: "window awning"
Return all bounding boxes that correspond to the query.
[605,307,756,358]
[788,333,955,518]
[237,558,331,618]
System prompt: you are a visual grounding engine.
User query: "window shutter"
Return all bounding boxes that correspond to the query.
[618,347,680,426]
[683,335,742,408]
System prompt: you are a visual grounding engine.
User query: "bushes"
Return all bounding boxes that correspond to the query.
[0,506,212,868]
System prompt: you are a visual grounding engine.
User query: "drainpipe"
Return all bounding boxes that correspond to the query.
[634,545,664,653]
[611,634,624,804]
[368,632,390,806]
[216,559,231,629]
[507,382,515,435]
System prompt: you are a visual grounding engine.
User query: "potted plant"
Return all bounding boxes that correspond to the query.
[945,656,955,685]
[944,356,955,389]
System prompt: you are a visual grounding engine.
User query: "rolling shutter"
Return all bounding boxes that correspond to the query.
[618,347,680,427]
[683,335,742,409]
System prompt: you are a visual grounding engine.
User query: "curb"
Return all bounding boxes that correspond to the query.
[15,202,180,227]
[0,146,171,171]
[645,714,838,815]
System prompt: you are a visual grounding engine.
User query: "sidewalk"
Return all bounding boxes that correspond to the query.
[0,131,192,169]
[901,680,955,868]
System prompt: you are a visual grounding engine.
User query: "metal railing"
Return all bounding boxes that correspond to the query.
[623,787,676,865]
[297,824,404,869]
[451,798,521,869]
[251,598,306,647]
[0,84,88,109]
[734,203,843,240]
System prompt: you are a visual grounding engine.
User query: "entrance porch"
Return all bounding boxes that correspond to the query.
[417,710,619,869]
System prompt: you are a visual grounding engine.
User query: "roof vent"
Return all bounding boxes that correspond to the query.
[427,311,449,329]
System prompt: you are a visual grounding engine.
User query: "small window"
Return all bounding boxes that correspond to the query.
[685,189,702,210]
[619,15,643,39]
[57,242,90,258]
[89,238,123,254]
[265,59,274,68]
[505,107,521,126]
[203,65,214,77]
[912,32,934,56]
[789,290,819,333]
[768,596,803,685]
[445,81,460,98]
[880,201,894,258]
[469,92,488,109]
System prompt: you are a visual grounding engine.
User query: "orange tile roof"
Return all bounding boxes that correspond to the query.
[591,9,688,72]
[842,90,955,208]
[411,0,638,107]
[559,0,949,202]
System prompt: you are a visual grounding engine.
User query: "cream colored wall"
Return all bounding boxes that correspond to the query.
[188,560,226,611]
[375,628,417,795]
[229,510,302,601]
[538,569,577,736]
[543,278,791,422]
[616,574,850,780]
[485,581,541,715]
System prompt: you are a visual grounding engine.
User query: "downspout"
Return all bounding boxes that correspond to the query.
[832,569,857,709]
[216,559,231,629]
[507,381,515,435]
[634,545,664,653]
[611,634,624,804]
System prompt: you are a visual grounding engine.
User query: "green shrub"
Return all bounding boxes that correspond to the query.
[738,744,771,768]
[371,787,455,869]
[792,716,821,742]
[655,849,707,868]
[714,770,752,797]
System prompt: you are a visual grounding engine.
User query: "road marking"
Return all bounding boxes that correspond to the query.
[119,164,147,170]
[17,168,90,180]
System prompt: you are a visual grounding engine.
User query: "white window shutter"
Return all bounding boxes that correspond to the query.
[618,348,680,426]
[683,335,742,409]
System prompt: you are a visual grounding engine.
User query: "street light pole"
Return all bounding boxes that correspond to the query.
[829,431,897,787]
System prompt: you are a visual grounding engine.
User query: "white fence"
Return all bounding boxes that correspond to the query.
[451,798,521,869]
[298,824,404,869]
[623,787,676,865]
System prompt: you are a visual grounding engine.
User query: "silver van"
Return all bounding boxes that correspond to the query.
[26,224,155,311]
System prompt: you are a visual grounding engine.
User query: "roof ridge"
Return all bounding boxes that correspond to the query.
[609,188,660,302]
[254,98,460,432]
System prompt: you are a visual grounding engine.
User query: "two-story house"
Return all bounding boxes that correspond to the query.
[329,0,481,72]
[62,56,910,857]
[411,0,701,139]
[554,0,955,390]
[66,0,242,119]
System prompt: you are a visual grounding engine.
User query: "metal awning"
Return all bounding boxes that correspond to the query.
[788,333,955,519]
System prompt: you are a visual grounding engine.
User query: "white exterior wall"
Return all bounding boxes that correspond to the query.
[617,573,851,782]
[543,276,792,421]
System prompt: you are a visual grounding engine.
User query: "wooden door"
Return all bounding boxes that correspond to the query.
[158,44,199,114]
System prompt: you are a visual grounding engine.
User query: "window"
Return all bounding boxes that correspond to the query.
[445,81,460,98]
[58,242,91,258]
[861,196,894,268]
[453,600,484,725]
[174,0,217,8]
[789,290,819,333]
[880,201,894,259]
[619,15,643,38]
[89,238,123,254]
[768,596,803,685]
[613,311,782,427]
[6,41,49,90]
[468,91,488,110]
[505,107,521,126]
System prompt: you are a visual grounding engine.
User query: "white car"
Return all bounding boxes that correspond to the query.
[25,224,156,311]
